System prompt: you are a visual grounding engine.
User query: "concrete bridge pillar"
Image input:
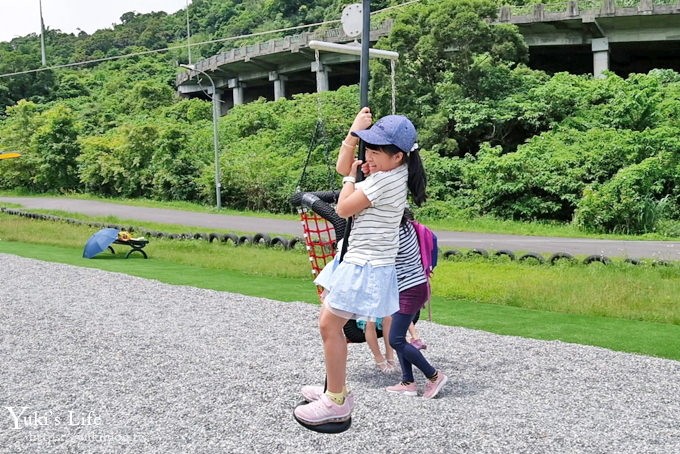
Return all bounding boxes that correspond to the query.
[269,71,287,100]
[228,78,244,106]
[213,89,225,116]
[592,37,609,78]
[311,61,329,93]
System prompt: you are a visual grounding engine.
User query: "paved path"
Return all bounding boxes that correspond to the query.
[2,196,679,261]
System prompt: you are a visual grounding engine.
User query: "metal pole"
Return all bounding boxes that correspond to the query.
[211,87,222,210]
[39,0,47,66]
[185,0,192,65]
[339,0,370,262]
[308,40,398,60]
[356,0,371,178]
[360,0,371,110]
[180,65,222,209]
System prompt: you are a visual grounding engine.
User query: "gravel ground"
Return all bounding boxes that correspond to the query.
[1,253,678,453]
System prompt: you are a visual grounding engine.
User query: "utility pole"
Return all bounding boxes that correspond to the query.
[180,64,222,210]
[185,0,192,64]
[39,0,46,66]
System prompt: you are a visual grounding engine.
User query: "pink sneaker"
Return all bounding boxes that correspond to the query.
[301,385,325,402]
[386,381,417,397]
[423,371,448,399]
[411,339,427,350]
[294,393,352,425]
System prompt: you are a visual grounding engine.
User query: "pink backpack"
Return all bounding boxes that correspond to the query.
[410,220,438,301]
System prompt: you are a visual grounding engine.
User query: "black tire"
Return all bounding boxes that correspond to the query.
[466,248,488,259]
[208,233,221,243]
[193,232,209,241]
[624,258,641,265]
[238,235,253,245]
[253,233,271,246]
[583,254,610,265]
[494,249,516,261]
[288,237,304,250]
[220,233,239,245]
[549,252,576,265]
[290,191,346,241]
[443,249,460,259]
[270,236,290,249]
[518,252,545,264]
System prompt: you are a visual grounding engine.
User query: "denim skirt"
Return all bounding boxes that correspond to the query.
[314,256,399,319]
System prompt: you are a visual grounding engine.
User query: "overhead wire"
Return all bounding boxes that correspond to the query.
[0,0,421,79]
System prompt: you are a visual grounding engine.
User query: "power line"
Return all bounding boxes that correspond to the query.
[0,20,337,78]
[0,1,419,79]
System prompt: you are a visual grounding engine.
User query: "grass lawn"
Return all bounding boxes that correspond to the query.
[1,236,678,362]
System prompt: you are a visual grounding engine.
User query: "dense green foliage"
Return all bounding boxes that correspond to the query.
[0,0,679,236]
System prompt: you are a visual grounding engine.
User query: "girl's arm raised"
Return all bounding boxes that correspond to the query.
[336,159,371,218]
[336,107,372,176]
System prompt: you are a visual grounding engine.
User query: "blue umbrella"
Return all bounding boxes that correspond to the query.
[83,228,119,258]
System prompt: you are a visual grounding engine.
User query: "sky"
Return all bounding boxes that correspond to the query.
[0,0,190,43]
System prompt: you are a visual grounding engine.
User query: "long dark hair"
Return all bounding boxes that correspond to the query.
[366,143,428,207]
[405,151,427,207]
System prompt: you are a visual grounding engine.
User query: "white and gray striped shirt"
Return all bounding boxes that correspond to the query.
[343,164,408,266]
[396,221,428,292]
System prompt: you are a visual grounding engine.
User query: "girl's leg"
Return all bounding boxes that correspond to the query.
[319,308,349,394]
[381,316,396,364]
[390,312,436,380]
[294,306,354,425]
[365,321,386,366]
[408,322,419,341]
[389,312,416,382]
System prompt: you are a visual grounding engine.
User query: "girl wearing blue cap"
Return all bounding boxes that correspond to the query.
[294,107,428,426]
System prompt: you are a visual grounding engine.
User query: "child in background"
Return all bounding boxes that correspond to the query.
[386,208,447,398]
[360,317,397,373]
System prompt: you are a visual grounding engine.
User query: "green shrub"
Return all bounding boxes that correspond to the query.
[574,153,680,233]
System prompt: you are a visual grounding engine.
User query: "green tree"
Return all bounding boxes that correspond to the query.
[30,103,81,191]
[371,0,531,157]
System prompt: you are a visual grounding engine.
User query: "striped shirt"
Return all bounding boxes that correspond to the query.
[396,221,428,292]
[343,164,408,266]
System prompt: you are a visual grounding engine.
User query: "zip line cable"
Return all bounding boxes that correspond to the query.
[0,20,338,79]
[0,1,421,80]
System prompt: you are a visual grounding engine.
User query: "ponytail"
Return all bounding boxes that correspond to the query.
[406,151,427,207]
[370,143,427,207]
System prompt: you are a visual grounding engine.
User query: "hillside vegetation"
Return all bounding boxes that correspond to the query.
[0,0,678,237]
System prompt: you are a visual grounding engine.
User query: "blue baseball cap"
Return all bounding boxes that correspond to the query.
[352,115,417,153]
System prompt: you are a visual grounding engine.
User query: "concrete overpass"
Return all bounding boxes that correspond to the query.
[499,0,680,76]
[175,20,393,114]
[176,0,680,112]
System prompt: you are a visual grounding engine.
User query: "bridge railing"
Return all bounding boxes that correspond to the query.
[177,20,393,86]
[499,0,679,19]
